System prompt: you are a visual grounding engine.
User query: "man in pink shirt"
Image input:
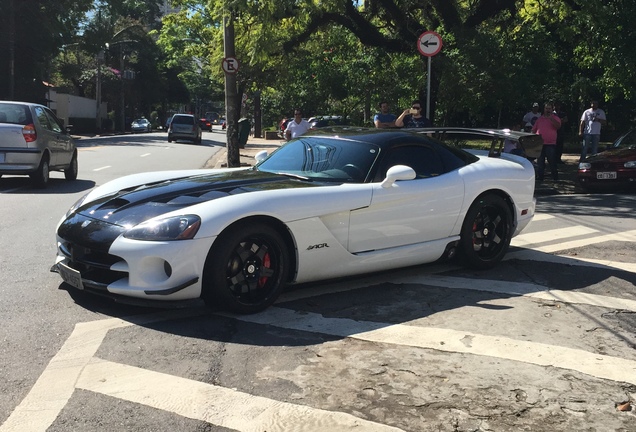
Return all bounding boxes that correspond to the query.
[532,102,561,182]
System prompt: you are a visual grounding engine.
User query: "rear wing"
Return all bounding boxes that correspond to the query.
[415,127,544,159]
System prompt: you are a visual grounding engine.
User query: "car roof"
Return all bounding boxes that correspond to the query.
[301,126,544,157]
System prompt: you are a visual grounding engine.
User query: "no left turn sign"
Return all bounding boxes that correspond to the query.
[222,57,239,74]
[417,31,443,57]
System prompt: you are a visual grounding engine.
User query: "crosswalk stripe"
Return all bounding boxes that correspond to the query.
[511,226,599,247]
[77,359,404,432]
[531,213,554,221]
[237,307,636,386]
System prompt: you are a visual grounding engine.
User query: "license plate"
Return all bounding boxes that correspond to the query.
[597,172,617,180]
[58,263,84,290]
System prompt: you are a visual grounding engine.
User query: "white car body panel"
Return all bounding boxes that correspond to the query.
[53,128,538,308]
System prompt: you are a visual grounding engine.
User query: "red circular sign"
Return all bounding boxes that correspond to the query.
[222,57,239,74]
[417,31,443,57]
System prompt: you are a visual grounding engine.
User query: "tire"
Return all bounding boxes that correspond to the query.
[168,135,173,143]
[458,194,512,270]
[30,155,50,188]
[203,222,289,314]
[64,151,78,181]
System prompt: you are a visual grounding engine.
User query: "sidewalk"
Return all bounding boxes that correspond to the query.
[204,135,285,169]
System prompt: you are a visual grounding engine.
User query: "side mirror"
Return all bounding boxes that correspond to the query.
[254,150,268,163]
[65,125,74,134]
[381,165,416,188]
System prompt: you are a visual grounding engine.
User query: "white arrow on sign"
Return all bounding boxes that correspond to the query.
[417,31,443,57]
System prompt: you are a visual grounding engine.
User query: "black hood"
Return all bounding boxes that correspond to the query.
[73,169,320,227]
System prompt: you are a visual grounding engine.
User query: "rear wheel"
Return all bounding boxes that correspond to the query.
[30,155,50,188]
[64,151,78,181]
[203,223,289,314]
[458,194,512,269]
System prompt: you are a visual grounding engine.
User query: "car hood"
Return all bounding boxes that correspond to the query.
[587,147,636,164]
[74,169,323,227]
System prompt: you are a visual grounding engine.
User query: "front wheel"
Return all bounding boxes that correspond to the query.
[458,194,512,270]
[203,223,289,314]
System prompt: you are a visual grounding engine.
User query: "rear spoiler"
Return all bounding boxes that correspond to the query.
[415,127,544,158]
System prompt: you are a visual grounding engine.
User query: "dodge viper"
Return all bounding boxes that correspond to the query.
[52,128,538,313]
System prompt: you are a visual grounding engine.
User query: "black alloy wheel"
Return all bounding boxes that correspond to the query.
[458,194,512,269]
[203,223,289,314]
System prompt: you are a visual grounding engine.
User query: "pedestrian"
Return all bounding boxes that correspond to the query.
[395,100,432,128]
[578,100,606,161]
[522,102,541,132]
[532,102,561,182]
[373,101,396,128]
[553,102,568,163]
[284,109,310,141]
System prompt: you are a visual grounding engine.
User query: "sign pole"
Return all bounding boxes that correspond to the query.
[417,31,443,123]
[426,56,432,120]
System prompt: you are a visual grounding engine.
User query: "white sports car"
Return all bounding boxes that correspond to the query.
[52,128,540,313]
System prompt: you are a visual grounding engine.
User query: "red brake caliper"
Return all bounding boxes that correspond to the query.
[258,253,271,287]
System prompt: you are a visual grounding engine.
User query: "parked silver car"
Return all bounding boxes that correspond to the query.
[167,114,202,144]
[0,101,78,187]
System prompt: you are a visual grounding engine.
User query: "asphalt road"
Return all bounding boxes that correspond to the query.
[1,132,635,432]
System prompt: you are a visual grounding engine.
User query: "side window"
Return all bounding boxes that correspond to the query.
[380,145,445,179]
[44,109,63,133]
[34,107,52,131]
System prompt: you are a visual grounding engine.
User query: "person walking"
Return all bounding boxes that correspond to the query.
[532,102,562,182]
[284,109,310,140]
[578,100,606,161]
[374,101,396,128]
[395,100,432,128]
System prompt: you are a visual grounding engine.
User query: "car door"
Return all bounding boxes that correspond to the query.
[45,108,73,167]
[32,106,60,166]
[348,143,465,253]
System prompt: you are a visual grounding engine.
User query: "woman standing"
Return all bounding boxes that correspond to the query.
[395,100,432,128]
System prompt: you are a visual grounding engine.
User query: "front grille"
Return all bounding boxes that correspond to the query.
[59,241,127,290]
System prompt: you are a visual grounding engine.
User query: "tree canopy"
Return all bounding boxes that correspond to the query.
[3,0,636,136]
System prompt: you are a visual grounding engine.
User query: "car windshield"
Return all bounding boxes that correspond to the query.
[172,115,194,125]
[256,137,380,183]
[614,130,636,149]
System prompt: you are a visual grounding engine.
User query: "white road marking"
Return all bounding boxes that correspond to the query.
[511,226,599,247]
[140,153,151,157]
[515,229,636,254]
[77,359,403,432]
[531,213,554,221]
[92,165,111,171]
[506,248,636,273]
[237,307,636,386]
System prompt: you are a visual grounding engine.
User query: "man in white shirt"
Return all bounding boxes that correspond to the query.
[285,109,310,140]
[522,102,541,132]
[578,100,607,161]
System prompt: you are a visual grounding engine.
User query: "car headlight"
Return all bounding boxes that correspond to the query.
[625,161,636,168]
[578,162,592,170]
[124,215,201,241]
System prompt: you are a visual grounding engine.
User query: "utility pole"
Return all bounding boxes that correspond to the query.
[96,50,104,133]
[8,0,15,99]
[223,11,240,167]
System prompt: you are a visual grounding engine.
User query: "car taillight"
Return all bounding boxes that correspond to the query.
[23,124,37,142]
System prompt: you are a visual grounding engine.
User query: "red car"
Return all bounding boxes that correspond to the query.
[578,129,636,191]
